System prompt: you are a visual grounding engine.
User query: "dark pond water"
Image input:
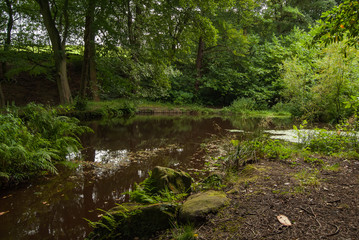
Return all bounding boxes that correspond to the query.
[0,115,291,240]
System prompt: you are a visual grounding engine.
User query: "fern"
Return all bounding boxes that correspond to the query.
[0,103,92,186]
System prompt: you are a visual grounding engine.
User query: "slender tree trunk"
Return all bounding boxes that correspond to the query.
[0,84,4,107]
[80,0,99,101]
[36,0,72,104]
[195,36,204,91]
[0,0,14,107]
[127,0,134,45]
[134,4,142,47]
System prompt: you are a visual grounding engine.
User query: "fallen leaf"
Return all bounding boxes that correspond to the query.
[0,211,9,216]
[277,214,292,226]
[2,194,12,199]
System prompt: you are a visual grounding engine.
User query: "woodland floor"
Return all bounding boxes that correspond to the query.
[160,135,359,240]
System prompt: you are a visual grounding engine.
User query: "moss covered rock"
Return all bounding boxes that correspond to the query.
[87,203,177,240]
[149,166,193,194]
[179,190,230,224]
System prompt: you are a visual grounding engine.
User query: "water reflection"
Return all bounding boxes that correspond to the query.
[0,115,291,240]
[94,150,129,164]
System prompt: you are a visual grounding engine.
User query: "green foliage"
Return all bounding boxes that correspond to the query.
[0,104,91,185]
[23,103,90,158]
[226,136,293,170]
[281,29,359,122]
[74,97,88,111]
[303,156,324,166]
[86,99,137,118]
[171,224,197,240]
[271,102,294,113]
[263,139,292,160]
[126,172,188,204]
[173,91,194,105]
[322,163,340,171]
[294,120,359,155]
[199,174,226,190]
[315,1,359,46]
[294,169,320,187]
[228,98,256,113]
[85,209,124,239]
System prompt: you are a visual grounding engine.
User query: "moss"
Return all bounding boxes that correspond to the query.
[180,190,230,224]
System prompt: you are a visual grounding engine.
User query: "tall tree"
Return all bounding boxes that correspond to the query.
[0,0,14,107]
[35,0,72,104]
[80,0,99,100]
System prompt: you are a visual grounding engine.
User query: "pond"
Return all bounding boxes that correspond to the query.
[0,115,291,240]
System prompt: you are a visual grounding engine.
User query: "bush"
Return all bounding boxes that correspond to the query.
[0,104,91,186]
[74,97,88,111]
[172,91,194,105]
[271,101,293,113]
[226,136,293,170]
[229,98,256,113]
[295,121,359,155]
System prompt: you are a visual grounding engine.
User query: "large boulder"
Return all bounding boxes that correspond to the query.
[149,166,193,194]
[87,203,177,240]
[179,190,230,224]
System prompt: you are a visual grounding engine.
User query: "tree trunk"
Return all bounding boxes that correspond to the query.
[80,0,99,101]
[36,0,72,104]
[195,36,204,91]
[56,56,72,104]
[0,83,4,107]
[0,0,14,107]
[127,0,134,45]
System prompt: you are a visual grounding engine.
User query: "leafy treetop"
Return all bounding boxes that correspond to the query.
[315,0,359,46]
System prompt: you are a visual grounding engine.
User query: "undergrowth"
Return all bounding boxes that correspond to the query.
[225,136,294,170]
[170,223,198,240]
[126,171,188,204]
[0,103,91,186]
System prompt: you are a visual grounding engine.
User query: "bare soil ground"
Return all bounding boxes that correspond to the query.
[3,64,81,106]
[159,133,359,240]
[194,144,359,239]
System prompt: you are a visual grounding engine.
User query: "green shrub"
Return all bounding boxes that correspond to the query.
[226,136,293,170]
[74,97,88,111]
[295,121,359,155]
[229,98,256,113]
[172,91,194,105]
[0,104,91,185]
[126,171,188,204]
[263,139,292,160]
[271,101,293,113]
[171,224,197,240]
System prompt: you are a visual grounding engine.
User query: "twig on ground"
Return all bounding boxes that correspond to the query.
[326,199,341,204]
[244,222,257,237]
[300,206,322,228]
[325,223,340,237]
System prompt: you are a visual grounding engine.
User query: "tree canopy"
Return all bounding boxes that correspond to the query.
[2,0,359,122]
[315,0,359,46]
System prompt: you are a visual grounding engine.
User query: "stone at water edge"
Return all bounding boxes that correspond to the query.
[149,166,193,194]
[179,190,230,224]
